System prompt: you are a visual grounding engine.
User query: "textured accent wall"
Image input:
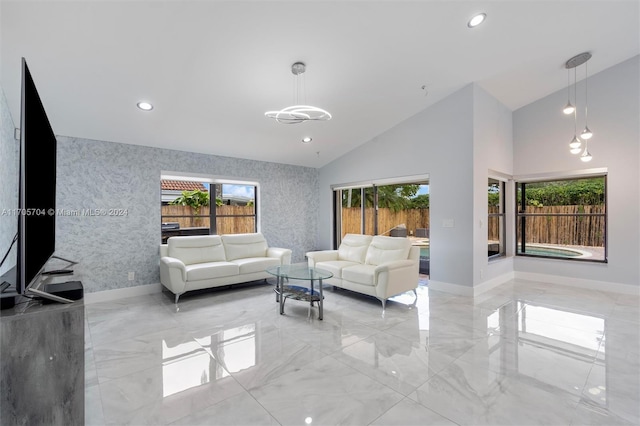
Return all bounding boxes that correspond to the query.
[0,88,19,277]
[55,136,319,293]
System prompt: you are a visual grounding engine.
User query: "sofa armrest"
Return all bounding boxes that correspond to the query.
[374,259,415,273]
[306,250,339,267]
[374,259,419,300]
[267,247,292,265]
[160,256,187,294]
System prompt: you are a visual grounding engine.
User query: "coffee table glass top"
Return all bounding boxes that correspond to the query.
[266,263,333,280]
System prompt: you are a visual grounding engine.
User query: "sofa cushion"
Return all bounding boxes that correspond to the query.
[232,257,281,274]
[365,236,411,266]
[337,234,373,263]
[168,235,226,265]
[185,262,239,281]
[342,264,377,286]
[222,233,269,261]
[314,260,360,279]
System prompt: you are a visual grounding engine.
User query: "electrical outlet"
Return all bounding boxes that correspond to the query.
[128,271,135,281]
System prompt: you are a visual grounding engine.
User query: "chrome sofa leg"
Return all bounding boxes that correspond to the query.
[174,293,180,304]
[413,289,418,299]
[380,298,386,311]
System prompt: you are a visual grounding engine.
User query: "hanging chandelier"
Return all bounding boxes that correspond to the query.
[265,62,332,124]
[564,52,593,162]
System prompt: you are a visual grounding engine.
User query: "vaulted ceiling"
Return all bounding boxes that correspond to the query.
[1,1,638,167]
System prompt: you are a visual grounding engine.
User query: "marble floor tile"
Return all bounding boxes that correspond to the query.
[277,313,379,355]
[85,347,100,388]
[87,303,181,346]
[98,353,244,424]
[571,401,637,426]
[332,330,456,395]
[411,357,580,425]
[580,357,640,424]
[83,278,640,426]
[250,355,404,425]
[170,391,279,425]
[369,397,457,425]
[191,320,326,390]
[85,384,105,426]
[92,326,197,382]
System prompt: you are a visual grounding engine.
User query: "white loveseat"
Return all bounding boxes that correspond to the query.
[160,233,291,303]
[306,234,419,310]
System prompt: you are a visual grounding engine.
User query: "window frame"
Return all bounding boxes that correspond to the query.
[161,174,259,241]
[514,173,607,263]
[488,178,506,260]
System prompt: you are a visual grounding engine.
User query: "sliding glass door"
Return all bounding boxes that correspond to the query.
[333,178,430,274]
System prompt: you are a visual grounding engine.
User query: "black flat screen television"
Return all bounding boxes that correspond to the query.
[16,58,57,295]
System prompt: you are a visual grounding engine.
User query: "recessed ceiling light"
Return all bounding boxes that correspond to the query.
[302,137,312,144]
[137,101,153,111]
[467,13,486,28]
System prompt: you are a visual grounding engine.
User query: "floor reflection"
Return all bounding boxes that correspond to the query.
[85,280,639,425]
[162,339,226,397]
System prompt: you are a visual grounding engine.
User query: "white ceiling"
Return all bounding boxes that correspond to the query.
[1,1,638,168]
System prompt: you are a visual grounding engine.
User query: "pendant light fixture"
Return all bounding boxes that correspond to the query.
[562,68,575,115]
[265,62,332,124]
[580,59,593,140]
[580,142,592,162]
[564,52,593,160]
[569,67,582,154]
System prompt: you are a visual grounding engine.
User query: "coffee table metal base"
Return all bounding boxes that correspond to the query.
[267,265,332,321]
[274,281,324,320]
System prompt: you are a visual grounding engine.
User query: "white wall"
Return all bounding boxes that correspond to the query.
[472,85,514,288]
[513,56,639,288]
[318,85,475,289]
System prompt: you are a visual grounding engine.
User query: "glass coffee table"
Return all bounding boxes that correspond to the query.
[266,263,333,320]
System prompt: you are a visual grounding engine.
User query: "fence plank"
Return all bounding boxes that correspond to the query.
[342,206,603,246]
[161,205,255,233]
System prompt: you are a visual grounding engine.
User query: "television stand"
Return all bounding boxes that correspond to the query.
[42,269,74,276]
[27,255,80,304]
[41,281,83,304]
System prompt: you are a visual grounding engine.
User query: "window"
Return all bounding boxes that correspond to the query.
[488,178,505,259]
[334,182,429,241]
[515,175,606,262]
[333,177,430,274]
[161,177,257,243]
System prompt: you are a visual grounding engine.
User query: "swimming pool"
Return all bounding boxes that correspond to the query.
[420,245,586,258]
[518,245,585,258]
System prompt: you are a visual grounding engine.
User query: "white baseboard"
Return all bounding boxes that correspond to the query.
[84,282,163,304]
[428,280,474,297]
[430,271,515,298]
[474,271,515,297]
[514,272,640,296]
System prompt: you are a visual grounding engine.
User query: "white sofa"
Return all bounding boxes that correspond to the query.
[306,234,419,310]
[160,233,291,303]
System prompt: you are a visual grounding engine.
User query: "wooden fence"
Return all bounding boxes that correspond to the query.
[342,206,604,247]
[161,205,255,234]
[341,208,430,237]
[164,204,604,247]
[515,205,605,247]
